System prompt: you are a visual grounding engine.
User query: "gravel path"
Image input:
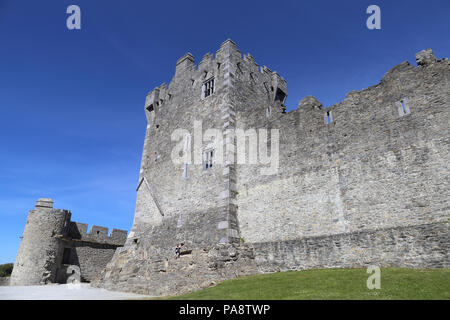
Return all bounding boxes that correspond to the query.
[0,283,153,300]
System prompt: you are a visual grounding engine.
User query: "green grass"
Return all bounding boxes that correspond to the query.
[0,263,13,277]
[163,268,449,300]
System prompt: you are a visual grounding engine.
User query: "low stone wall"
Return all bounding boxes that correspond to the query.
[252,222,449,272]
[0,277,10,286]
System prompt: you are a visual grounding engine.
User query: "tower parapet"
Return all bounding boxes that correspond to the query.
[10,199,70,285]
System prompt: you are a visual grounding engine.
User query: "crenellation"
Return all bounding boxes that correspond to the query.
[175,52,195,76]
[198,52,213,68]
[68,222,128,245]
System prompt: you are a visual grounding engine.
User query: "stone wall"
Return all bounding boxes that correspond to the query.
[59,222,128,282]
[94,41,449,296]
[93,242,259,296]
[235,49,450,244]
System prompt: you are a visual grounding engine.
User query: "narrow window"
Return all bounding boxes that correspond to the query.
[203,149,214,170]
[237,62,243,74]
[274,88,286,103]
[202,78,215,98]
[324,110,333,124]
[182,163,188,179]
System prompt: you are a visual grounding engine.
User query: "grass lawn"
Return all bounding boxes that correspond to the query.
[163,268,449,300]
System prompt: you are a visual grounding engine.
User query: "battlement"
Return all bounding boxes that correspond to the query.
[289,48,450,130]
[144,39,288,118]
[69,222,127,246]
[28,198,127,246]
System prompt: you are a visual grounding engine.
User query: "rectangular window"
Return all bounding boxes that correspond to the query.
[203,149,214,170]
[324,110,333,124]
[397,98,411,117]
[202,78,215,98]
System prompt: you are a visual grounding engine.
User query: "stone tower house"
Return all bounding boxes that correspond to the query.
[91,41,449,296]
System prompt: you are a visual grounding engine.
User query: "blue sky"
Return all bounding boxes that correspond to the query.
[0,0,449,264]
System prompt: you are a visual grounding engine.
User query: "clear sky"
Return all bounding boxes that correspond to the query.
[0,0,449,264]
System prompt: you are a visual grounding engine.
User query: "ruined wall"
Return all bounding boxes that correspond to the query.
[60,222,127,282]
[235,50,450,244]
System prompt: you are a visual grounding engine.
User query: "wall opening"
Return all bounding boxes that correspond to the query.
[397,98,411,117]
[324,110,333,124]
[275,88,286,102]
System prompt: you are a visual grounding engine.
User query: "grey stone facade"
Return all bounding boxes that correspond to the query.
[10,199,127,286]
[92,40,449,296]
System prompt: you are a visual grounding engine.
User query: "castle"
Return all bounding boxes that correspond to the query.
[12,40,450,295]
[10,198,127,285]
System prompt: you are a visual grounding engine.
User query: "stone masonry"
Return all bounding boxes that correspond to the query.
[10,199,127,286]
[90,41,449,296]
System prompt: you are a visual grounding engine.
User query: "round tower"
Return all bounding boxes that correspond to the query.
[10,199,71,286]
